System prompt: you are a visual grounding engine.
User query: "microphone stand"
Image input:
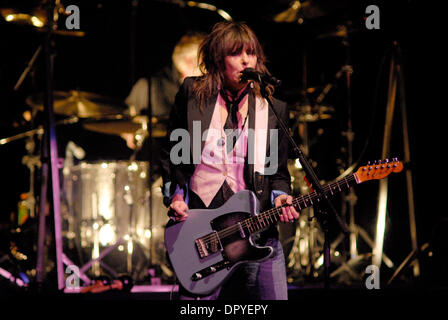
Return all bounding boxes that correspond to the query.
[258,81,349,289]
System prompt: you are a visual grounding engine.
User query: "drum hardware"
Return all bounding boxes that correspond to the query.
[5,3,108,286]
[0,127,44,146]
[185,1,232,21]
[284,86,330,282]
[260,66,349,290]
[4,0,91,289]
[311,31,366,281]
[273,0,327,23]
[284,42,325,282]
[3,3,84,91]
[0,115,79,146]
[0,128,43,228]
[283,32,355,285]
[313,30,399,283]
[1,6,48,28]
[1,4,85,37]
[26,90,127,118]
[82,115,167,138]
[315,23,359,40]
[161,0,232,22]
[290,104,334,123]
[376,42,418,282]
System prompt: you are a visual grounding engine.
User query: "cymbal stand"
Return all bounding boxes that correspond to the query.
[328,38,396,283]
[145,82,157,278]
[287,48,343,283]
[286,109,324,280]
[34,1,90,291]
[126,122,149,279]
[260,79,349,289]
[0,127,43,221]
[286,49,311,279]
[21,134,42,220]
[323,40,371,283]
[340,37,359,261]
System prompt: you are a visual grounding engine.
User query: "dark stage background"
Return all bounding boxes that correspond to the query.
[0,0,445,294]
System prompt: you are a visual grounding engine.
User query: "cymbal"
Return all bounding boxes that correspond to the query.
[1,6,85,37]
[83,116,167,137]
[273,0,328,23]
[290,104,334,122]
[316,24,359,40]
[26,90,126,118]
[1,7,46,28]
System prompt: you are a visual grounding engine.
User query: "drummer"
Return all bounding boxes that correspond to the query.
[121,32,205,156]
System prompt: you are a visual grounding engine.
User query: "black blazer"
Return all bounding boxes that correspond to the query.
[160,77,292,212]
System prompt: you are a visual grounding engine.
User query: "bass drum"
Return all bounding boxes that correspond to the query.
[61,161,169,281]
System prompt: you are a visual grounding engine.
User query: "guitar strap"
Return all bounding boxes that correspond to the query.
[244,91,269,199]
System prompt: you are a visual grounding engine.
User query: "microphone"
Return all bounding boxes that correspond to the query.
[240,68,282,87]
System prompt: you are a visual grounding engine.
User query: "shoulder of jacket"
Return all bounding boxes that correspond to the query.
[182,76,203,87]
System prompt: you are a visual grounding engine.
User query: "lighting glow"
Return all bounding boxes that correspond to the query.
[30,16,44,27]
[127,240,133,254]
[99,224,115,246]
[373,179,388,268]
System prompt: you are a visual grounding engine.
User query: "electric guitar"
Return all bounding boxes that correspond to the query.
[164,159,403,295]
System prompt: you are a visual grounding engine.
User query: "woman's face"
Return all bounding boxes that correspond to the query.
[223,48,257,91]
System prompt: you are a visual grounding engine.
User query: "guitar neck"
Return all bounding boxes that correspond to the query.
[242,173,359,235]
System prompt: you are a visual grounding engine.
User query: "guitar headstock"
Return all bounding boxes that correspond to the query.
[355,158,403,183]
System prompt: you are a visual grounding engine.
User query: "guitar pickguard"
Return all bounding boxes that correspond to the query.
[210,211,271,263]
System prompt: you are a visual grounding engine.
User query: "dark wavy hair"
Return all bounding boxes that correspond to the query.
[192,21,273,109]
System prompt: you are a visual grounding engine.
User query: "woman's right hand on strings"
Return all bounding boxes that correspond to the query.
[168,194,189,221]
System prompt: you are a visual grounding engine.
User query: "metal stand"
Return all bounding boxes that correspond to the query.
[320,37,395,282]
[373,42,419,280]
[284,48,327,281]
[259,81,349,288]
[285,114,324,280]
[127,121,151,279]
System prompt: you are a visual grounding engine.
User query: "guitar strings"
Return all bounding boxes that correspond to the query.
[199,175,356,247]
[199,175,355,245]
[199,162,398,246]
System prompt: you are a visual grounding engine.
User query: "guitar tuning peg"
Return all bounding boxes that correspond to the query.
[378,160,382,164]
[385,158,389,163]
[367,161,371,165]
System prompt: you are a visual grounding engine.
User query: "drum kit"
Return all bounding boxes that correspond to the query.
[1,0,365,289]
[2,85,171,283]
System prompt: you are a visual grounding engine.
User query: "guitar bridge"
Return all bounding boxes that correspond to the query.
[195,231,222,259]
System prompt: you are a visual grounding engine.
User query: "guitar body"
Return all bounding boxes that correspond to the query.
[164,190,274,296]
